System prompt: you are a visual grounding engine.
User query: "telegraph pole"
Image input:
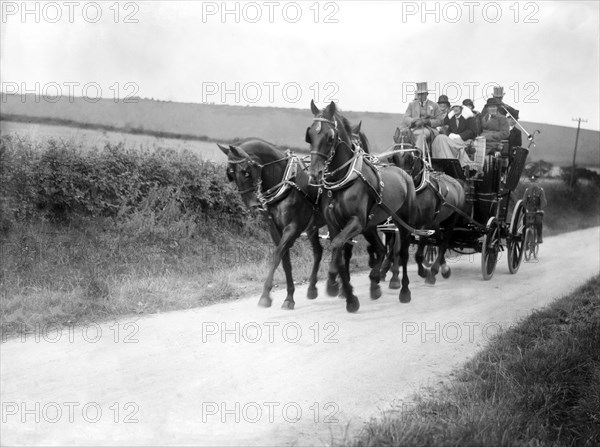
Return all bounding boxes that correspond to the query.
[570,117,587,188]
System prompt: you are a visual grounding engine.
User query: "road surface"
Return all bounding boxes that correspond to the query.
[1,227,599,446]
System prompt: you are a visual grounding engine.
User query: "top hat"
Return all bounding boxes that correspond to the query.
[486,97,502,106]
[415,82,429,94]
[437,95,450,106]
[493,86,505,97]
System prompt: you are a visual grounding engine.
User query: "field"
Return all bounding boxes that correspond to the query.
[0,121,230,162]
[2,94,599,167]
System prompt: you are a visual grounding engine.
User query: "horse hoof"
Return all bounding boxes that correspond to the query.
[281,300,295,310]
[418,268,427,279]
[399,290,412,303]
[346,296,360,313]
[425,274,436,285]
[370,285,382,300]
[307,287,318,300]
[258,296,272,308]
[441,267,451,279]
[326,281,340,297]
[389,279,401,290]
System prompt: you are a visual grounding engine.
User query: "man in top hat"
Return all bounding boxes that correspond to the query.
[507,110,522,151]
[481,86,520,120]
[432,103,476,168]
[479,97,510,152]
[401,82,445,152]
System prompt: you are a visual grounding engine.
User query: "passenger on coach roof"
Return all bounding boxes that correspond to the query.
[432,103,476,168]
[401,82,445,152]
[480,86,520,120]
[462,98,482,135]
[479,97,510,152]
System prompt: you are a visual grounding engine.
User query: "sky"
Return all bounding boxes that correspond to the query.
[1,0,599,130]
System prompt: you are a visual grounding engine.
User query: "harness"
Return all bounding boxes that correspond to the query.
[229,151,316,212]
[311,115,433,237]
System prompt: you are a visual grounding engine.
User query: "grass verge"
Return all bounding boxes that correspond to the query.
[345,275,600,447]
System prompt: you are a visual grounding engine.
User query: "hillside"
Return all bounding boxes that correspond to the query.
[1,94,598,167]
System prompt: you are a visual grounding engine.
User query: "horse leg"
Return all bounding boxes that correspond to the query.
[306,228,323,299]
[415,239,429,279]
[344,242,354,274]
[380,233,392,281]
[399,228,412,303]
[389,230,402,289]
[259,222,300,308]
[326,227,341,297]
[330,216,363,313]
[363,228,386,300]
[280,249,296,310]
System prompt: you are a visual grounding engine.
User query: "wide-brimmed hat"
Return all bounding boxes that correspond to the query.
[437,95,450,106]
[493,86,504,97]
[416,82,429,94]
[486,97,502,106]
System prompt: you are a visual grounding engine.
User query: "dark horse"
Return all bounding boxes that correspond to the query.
[384,127,469,284]
[306,101,417,312]
[219,138,364,309]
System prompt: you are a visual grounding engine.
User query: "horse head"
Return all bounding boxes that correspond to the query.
[391,127,423,182]
[305,100,353,184]
[218,143,262,209]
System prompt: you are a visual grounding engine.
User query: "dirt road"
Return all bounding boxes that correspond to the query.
[2,227,599,446]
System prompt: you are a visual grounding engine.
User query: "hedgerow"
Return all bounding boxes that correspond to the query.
[0,135,249,230]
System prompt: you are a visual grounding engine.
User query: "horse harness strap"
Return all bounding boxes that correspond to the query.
[335,151,433,237]
[256,153,299,209]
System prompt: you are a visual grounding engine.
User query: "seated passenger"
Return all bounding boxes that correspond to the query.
[462,99,481,135]
[401,82,445,153]
[431,104,476,168]
[479,98,510,153]
[479,86,519,117]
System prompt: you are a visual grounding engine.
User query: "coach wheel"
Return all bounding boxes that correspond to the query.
[481,217,499,281]
[422,244,439,268]
[507,200,525,274]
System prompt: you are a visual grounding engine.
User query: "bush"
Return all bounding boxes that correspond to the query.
[0,135,249,230]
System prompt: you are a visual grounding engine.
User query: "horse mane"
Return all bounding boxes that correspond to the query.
[236,138,286,163]
[322,103,354,140]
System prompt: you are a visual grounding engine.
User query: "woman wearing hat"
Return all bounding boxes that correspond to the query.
[431,103,476,168]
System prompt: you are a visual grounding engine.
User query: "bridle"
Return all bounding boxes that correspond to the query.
[227,155,288,198]
[308,115,356,178]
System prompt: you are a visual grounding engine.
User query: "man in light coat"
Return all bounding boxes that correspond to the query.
[401,82,445,153]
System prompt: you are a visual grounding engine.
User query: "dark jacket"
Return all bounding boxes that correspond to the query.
[443,114,476,141]
[509,126,522,150]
